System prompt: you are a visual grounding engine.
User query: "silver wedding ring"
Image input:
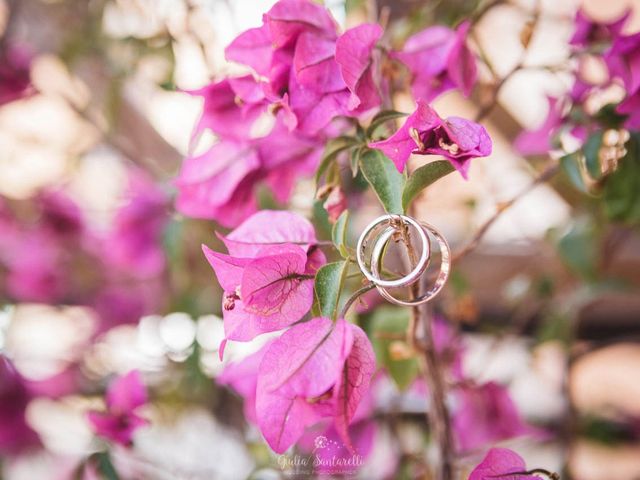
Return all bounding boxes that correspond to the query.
[356,214,451,306]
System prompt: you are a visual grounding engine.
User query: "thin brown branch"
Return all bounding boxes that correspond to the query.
[400,209,454,480]
[452,161,559,264]
[339,282,376,319]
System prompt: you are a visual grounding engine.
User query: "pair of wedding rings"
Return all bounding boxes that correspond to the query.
[356,214,451,306]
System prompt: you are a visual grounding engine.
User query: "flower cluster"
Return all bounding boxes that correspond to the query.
[516,7,639,155]
[175,0,489,227]
[87,370,149,446]
[204,210,375,453]
[0,170,169,329]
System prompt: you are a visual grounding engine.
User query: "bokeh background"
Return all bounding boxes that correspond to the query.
[1,0,640,479]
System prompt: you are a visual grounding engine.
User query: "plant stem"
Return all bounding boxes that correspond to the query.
[451,161,559,264]
[339,282,376,319]
[400,214,454,480]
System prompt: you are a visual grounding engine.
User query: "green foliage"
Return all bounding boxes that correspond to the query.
[583,132,604,181]
[602,132,640,224]
[315,136,361,186]
[557,220,598,281]
[369,306,419,390]
[366,110,408,138]
[331,210,350,259]
[314,261,349,319]
[559,152,589,194]
[402,160,455,210]
[359,149,406,214]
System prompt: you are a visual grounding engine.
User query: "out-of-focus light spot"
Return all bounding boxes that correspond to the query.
[5,305,96,380]
[195,314,224,351]
[159,312,196,353]
[26,396,94,455]
[137,315,167,357]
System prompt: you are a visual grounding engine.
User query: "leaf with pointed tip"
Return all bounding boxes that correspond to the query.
[359,148,406,214]
[315,136,362,186]
[350,145,363,177]
[366,110,408,138]
[369,306,419,390]
[559,152,588,193]
[402,160,455,210]
[331,210,350,258]
[314,261,349,319]
[583,132,603,181]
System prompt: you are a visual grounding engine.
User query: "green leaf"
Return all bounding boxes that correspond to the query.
[583,132,603,180]
[359,148,406,214]
[603,132,640,224]
[331,210,350,258]
[560,152,588,193]
[366,109,407,138]
[93,451,120,480]
[350,146,363,177]
[315,136,361,186]
[401,160,455,210]
[314,261,349,319]
[557,220,597,281]
[369,306,419,391]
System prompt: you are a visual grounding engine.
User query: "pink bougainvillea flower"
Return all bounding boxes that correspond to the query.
[454,382,531,452]
[514,97,563,156]
[87,370,149,446]
[264,0,337,49]
[393,21,477,102]
[0,356,40,454]
[617,90,640,129]
[469,448,543,480]
[225,24,274,76]
[105,170,168,278]
[254,121,324,201]
[217,209,320,258]
[369,100,491,177]
[569,7,630,48]
[203,244,316,353]
[605,31,640,96]
[175,140,260,227]
[0,46,34,106]
[186,77,263,142]
[37,190,85,239]
[335,23,383,111]
[294,31,345,93]
[255,317,375,453]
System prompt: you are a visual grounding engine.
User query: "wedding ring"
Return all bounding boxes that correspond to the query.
[370,221,451,306]
[356,214,430,289]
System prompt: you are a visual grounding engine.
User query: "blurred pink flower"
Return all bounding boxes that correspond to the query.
[469,448,540,480]
[453,382,531,452]
[105,170,169,278]
[0,46,33,106]
[569,7,630,48]
[323,186,347,223]
[393,21,477,102]
[0,356,40,455]
[369,100,491,177]
[87,370,148,446]
[255,317,375,453]
[514,97,563,156]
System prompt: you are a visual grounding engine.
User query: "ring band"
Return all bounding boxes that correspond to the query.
[370,221,451,306]
[356,214,430,289]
